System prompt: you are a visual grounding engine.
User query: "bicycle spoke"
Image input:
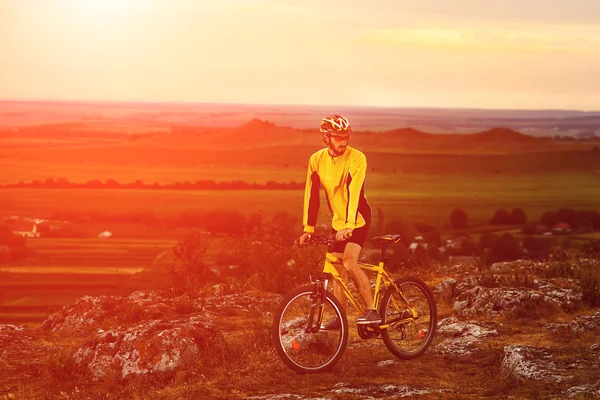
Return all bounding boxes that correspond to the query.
[274,286,348,373]
[380,277,437,359]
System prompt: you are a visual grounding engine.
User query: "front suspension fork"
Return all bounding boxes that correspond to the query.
[305,276,329,333]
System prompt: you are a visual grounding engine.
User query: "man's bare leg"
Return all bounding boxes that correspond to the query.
[331,252,348,313]
[342,243,375,310]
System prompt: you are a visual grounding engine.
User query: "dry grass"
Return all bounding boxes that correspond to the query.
[2,291,599,399]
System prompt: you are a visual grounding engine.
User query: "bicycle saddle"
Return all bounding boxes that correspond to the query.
[371,234,402,244]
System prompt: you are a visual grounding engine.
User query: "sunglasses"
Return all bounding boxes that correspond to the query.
[326,133,349,141]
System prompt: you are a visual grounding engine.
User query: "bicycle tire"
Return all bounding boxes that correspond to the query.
[380,276,437,359]
[272,284,348,373]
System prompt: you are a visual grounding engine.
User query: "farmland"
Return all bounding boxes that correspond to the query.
[2,100,600,328]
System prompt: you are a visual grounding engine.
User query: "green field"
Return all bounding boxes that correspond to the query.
[2,172,599,227]
[0,236,180,326]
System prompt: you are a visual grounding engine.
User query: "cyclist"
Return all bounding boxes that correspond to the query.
[298,114,381,327]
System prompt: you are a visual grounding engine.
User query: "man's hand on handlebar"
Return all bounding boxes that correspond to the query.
[299,230,353,246]
[336,228,353,241]
[299,232,311,245]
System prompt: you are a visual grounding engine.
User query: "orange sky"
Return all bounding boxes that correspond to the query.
[2,0,600,110]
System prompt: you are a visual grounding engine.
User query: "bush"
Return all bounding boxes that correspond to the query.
[450,208,468,229]
[557,208,579,229]
[510,208,527,224]
[203,209,246,236]
[478,232,500,250]
[225,216,323,293]
[168,231,210,294]
[385,220,415,246]
[487,233,523,264]
[545,251,600,307]
[540,211,558,227]
[582,240,600,257]
[490,208,511,225]
[521,236,554,260]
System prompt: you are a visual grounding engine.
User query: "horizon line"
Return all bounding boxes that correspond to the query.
[1,97,600,114]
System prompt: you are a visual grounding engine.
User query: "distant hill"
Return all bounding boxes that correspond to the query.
[131,120,558,154]
[2,100,600,136]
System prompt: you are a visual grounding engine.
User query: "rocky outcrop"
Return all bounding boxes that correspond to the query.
[563,382,600,398]
[490,258,600,276]
[433,317,499,356]
[36,288,280,380]
[502,345,571,382]
[0,324,34,358]
[329,382,438,398]
[545,311,600,334]
[74,315,221,381]
[453,279,582,318]
[41,289,281,336]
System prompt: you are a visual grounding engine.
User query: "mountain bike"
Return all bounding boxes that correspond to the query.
[272,233,437,373]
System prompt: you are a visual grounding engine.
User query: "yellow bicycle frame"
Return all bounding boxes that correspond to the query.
[321,252,418,328]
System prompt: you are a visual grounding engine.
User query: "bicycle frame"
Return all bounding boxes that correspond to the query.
[320,252,418,329]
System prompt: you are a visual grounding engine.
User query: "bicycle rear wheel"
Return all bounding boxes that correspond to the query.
[380,276,437,359]
[272,285,348,373]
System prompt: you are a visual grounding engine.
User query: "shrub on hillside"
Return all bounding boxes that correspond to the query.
[540,211,558,228]
[478,232,500,250]
[169,231,210,294]
[582,240,600,257]
[385,220,415,246]
[225,230,322,294]
[490,208,511,225]
[557,208,580,230]
[521,236,554,260]
[414,223,437,234]
[203,209,246,236]
[487,233,523,264]
[510,207,527,224]
[450,208,468,229]
[544,250,600,307]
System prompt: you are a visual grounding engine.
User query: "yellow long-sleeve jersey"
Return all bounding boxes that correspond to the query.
[303,146,372,233]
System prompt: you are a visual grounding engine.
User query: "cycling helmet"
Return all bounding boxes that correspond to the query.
[320,114,351,135]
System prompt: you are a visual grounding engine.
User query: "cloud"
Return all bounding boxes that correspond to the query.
[361,24,600,54]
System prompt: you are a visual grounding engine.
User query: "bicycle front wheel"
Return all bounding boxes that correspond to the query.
[272,285,348,373]
[380,276,437,359]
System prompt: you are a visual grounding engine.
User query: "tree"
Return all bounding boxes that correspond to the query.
[557,208,579,229]
[522,236,553,260]
[487,233,523,264]
[478,232,500,250]
[203,209,246,236]
[169,231,209,293]
[385,220,415,246]
[271,211,299,245]
[490,208,511,225]
[245,212,263,234]
[510,208,527,224]
[450,208,468,229]
[540,211,558,228]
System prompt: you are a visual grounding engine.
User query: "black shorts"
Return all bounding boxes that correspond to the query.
[330,222,371,254]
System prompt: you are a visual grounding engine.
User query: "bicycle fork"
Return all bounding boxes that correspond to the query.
[305,276,329,333]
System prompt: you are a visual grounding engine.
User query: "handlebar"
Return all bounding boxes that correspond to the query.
[302,232,351,246]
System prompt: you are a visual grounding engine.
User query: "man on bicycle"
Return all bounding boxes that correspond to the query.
[298,114,381,327]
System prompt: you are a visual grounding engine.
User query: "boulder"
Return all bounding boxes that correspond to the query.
[502,345,571,382]
[73,314,221,381]
[41,289,282,336]
[453,279,582,318]
[545,311,600,334]
[433,317,499,356]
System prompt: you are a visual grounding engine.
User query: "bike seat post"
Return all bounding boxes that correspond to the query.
[380,244,389,264]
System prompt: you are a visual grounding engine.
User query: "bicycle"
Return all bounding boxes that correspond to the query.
[272,233,437,373]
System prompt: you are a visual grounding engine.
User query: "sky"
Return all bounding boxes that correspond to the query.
[2,0,600,110]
